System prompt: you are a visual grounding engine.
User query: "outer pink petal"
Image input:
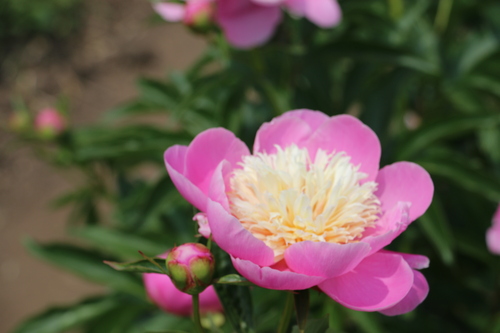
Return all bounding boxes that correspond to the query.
[487,227,500,254]
[305,115,381,182]
[251,0,286,5]
[318,251,414,311]
[362,202,411,255]
[275,109,330,132]
[375,161,434,222]
[379,270,429,316]
[232,257,325,290]
[253,109,328,154]
[216,0,282,49]
[284,241,371,278]
[153,3,186,22]
[253,116,315,154]
[165,146,208,211]
[185,128,250,194]
[303,0,342,27]
[207,199,275,266]
[487,205,500,254]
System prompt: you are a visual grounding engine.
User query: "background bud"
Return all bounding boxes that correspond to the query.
[166,243,214,295]
[34,108,66,140]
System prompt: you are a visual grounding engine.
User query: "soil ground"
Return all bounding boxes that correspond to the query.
[0,1,204,331]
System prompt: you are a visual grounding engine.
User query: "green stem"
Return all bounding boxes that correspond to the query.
[277,292,294,333]
[435,0,453,33]
[192,294,206,333]
[294,289,310,333]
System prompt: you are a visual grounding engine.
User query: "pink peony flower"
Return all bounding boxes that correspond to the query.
[164,109,434,315]
[487,205,500,255]
[34,108,66,138]
[143,252,222,316]
[154,0,215,27]
[216,0,342,48]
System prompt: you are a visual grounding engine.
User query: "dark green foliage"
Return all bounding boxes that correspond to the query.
[13,0,500,332]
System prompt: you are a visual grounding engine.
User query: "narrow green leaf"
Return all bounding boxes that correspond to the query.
[418,197,455,265]
[25,239,144,296]
[397,114,500,160]
[13,296,119,333]
[343,308,384,333]
[72,226,167,259]
[104,257,167,275]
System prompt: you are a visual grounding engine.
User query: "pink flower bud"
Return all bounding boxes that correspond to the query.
[166,243,215,295]
[143,253,222,316]
[183,0,214,28]
[34,108,66,139]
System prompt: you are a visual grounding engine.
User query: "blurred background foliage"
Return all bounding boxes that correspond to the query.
[9,0,500,332]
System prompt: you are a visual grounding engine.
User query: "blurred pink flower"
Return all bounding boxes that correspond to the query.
[216,0,342,48]
[154,0,214,27]
[487,205,500,255]
[34,108,66,138]
[165,109,434,315]
[143,252,222,316]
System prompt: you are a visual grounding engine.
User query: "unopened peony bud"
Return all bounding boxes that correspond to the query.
[166,243,214,295]
[183,0,214,30]
[34,108,66,139]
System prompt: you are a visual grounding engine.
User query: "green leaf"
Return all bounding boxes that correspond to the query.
[397,114,500,160]
[13,296,120,333]
[25,239,144,296]
[73,226,167,259]
[290,318,329,333]
[418,197,455,265]
[212,245,254,333]
[214,274,254,286]
[104,257,168,275]
[343,308,384,333]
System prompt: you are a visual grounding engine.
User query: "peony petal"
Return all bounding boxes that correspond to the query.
[375,162,434,222]
[304,0,341,27]
[379,270,429,316]
[251,0,286,5]
[193,212,211,238]
[305,115,381,182]
[319,251,414,311]
[284,241,371,278]
[207,199,275,266]
[362,202,411,255]
[253,115,316,154]
[165,145,208,211]
[185,128,250,195]
[487,204,500,254]
[398,252,430,270]
[487,226,500,255]
[216,0,282,48]
[232,257,325,290]
[153,3,186,22]
[276,109,330,132]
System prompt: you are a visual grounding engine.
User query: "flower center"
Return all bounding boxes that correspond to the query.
[228,145,381,262]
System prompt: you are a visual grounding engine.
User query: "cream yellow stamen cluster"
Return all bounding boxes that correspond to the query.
[228,144,381,262]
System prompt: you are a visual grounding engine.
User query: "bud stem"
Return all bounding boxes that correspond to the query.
[192,294,206,333]
[294,289,310,333]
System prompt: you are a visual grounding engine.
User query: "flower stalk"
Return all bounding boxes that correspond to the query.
[192,294,206,333]
[294,289,310,333]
